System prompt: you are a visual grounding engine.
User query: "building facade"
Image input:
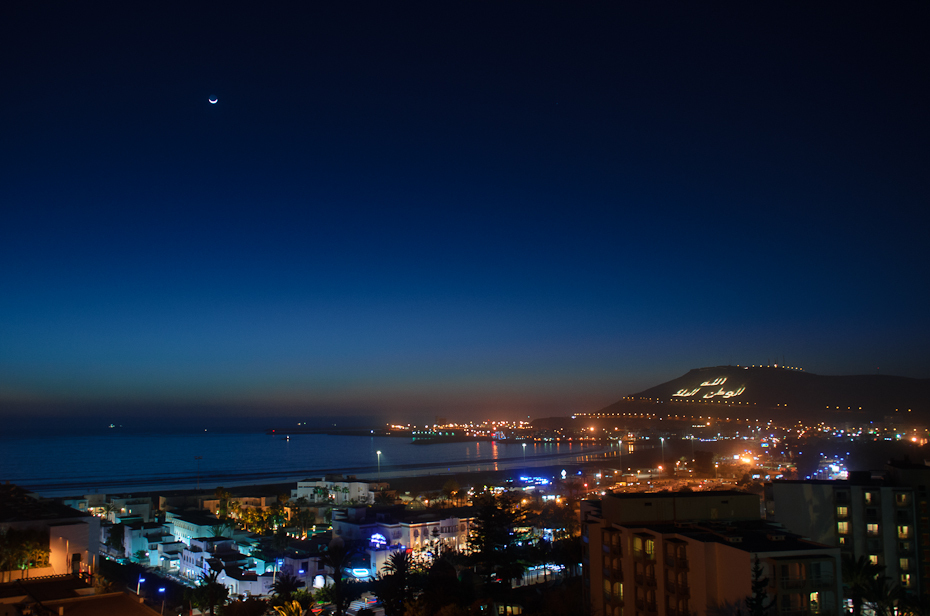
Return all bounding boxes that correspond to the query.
[583,491,841,616]
[332,505,475,577]
[766,475,920,594]
[293,477,376,505]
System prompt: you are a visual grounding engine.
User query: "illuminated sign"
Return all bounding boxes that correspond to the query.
[370,533,387,548]
[672,378,746,399]
[703,386,745,399]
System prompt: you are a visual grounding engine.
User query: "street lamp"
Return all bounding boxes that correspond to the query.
[158,587,166,615]
[376,451,382,483]
[660,437,665,467]
[136,576,145,595]
[522,443,526,466]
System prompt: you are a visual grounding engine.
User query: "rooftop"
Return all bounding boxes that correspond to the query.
[0,574,91,602]
[604,490,750,501]
[0,483,89,523]
[626,520,835,555]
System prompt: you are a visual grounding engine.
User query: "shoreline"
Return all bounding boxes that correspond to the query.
[29,444,634,498]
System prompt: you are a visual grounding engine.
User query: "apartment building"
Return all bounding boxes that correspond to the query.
[765,473,919,594]
[583,491,841,616]
[886,460,930,596]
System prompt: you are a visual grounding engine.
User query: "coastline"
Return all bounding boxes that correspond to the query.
[29,443,628,498]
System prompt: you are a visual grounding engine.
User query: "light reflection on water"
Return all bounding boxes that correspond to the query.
[0,431,617,496]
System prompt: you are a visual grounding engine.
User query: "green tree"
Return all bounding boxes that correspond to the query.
[468,491,523,583]
[865,579,904,616]
[418,555,466,614]
[219,597,268,616]
[102,502,117,522]
[442,480,460,506]
[106,524,126,556]
[295,509,315,536]
[210,523,232,538]
[272,572,303,602]
[375,491,395,505]
[272,599,304,616]
[215,487,233,519]
[192,569,229,616]
[842,555,885,616]
[373,550,418,616]
[319,537,360,616]
[745,556,771,616]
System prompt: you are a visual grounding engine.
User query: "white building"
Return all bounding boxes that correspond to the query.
[0,484,100,581]
[165,511,224,546]
[332,505,475,577]
[179,537,248,581]
[293,476,376,505]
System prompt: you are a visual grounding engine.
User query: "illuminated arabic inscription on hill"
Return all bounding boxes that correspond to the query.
[672,378,746,399]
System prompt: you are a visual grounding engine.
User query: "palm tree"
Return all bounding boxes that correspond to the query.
[375,550,417,616]
[210,523,231,538]
[102,502,117,522]
[296,509,314,537]
[272,572,302,601]
[842,555,885,616]
[273,600,305,616]
[375,491,394,505]
[215,487,233,519]
[865,578,904,616]
[320,537,356,616]
[196,569,229,616]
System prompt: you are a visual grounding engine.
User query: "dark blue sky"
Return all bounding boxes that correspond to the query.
[2,2,928,423]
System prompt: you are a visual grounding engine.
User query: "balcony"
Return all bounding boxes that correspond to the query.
[667,556,690,570]
[779,578,806,590]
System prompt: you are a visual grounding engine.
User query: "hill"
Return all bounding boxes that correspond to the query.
[592,365,930,424]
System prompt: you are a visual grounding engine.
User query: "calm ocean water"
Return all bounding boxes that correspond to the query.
[0,429,610,496]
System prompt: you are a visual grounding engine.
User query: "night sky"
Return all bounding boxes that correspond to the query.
[2,2,928,425]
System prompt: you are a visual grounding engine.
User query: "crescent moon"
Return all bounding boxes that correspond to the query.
[208,97,218,104]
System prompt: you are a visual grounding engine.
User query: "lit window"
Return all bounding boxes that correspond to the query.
[864,492,873,504]
[810,592,821,615]
[901,573,911,587]
[896,493,909,506]
[837,522,849,535]
[900,558,909,571]
[898,525,910,539]
[869,555,879,566]
[867,523,879,535]
[836,506,848,517]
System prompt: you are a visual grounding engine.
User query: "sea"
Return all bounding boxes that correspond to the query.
[0,423,618,497]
